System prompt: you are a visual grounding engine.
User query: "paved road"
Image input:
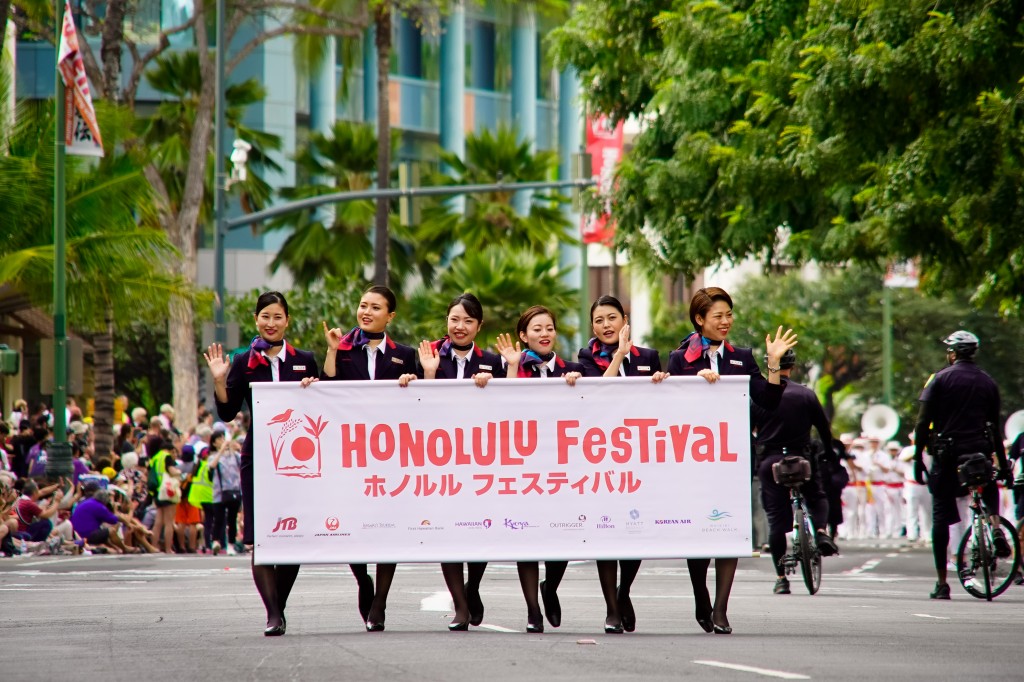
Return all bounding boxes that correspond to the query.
[1,541,1021,681]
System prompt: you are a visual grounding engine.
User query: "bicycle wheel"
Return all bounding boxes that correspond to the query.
[955,516,1021,599]
[796,504,821,595]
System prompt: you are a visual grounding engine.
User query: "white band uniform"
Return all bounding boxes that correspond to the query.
[252,376,752,565]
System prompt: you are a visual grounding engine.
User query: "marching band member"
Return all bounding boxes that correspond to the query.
[667,287,796,635]
[496,305,583,634]
[399,293,501,631]
[204,291,320,637]
[577,295,668,633]
[320,285,420,632]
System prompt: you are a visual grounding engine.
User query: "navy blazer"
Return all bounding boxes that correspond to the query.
[215,344,320,457]
[667,343,783,410]
[321,336,420,382]
[435,345,503,380]
[578,345,662,378]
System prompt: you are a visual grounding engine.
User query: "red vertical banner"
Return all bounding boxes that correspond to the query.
[581,115,624,245]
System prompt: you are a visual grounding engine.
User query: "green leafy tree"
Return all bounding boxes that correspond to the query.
[0,101,184,455]
[553,1,1024,315]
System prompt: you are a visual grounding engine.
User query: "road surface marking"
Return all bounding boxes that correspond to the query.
[478,624,519,633]
[913,614,950,620]
[843,559,882,575]
[420,590,453,612]
[693,660,810,679]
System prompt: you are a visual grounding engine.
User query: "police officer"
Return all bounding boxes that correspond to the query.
[753,349,839,595]
[912,330,1013,600]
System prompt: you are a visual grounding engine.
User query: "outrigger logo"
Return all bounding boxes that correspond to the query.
[707,509,732,522]
[272,517,298,533]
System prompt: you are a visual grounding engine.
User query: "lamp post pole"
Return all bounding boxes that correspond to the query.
[213,0,227,344]
[52,0,67,446]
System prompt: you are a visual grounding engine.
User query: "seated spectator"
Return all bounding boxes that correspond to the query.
[71,489,137,554]
[1,481,19,556]
[14,480,64,542]
[25,428,50,478]
[108,486,160,553]
[9,399,28,428]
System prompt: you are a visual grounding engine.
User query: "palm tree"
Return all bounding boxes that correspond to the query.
[0,101,185,457]
[416,123,575,260]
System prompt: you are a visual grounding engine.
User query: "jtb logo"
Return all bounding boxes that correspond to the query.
[272,517,298,533]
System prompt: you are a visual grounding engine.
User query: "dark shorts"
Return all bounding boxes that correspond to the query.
[86,527,110,545]
[929,452,1000,526]
[757,453,827,535]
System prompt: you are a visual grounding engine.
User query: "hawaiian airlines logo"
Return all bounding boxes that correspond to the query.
[325,517,340,531]
[267,410,328,479]
[483,518,492,528]
[707,509,732,522]
[272,517,298,533]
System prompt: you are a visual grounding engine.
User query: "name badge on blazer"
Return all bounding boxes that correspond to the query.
[637,366,651,372]
[478,364,493,371]
[730,359,744,366]
[390,357,405,365]
[292,365,306,372]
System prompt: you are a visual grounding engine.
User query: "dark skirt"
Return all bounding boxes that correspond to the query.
[241,454,254,545]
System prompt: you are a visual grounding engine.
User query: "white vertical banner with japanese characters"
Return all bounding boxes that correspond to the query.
[251,377,752,565]
[58,1,104,157]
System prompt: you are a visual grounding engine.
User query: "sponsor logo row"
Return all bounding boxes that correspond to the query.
[267,508,723,537]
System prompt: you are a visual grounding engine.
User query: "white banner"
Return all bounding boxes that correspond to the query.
[252,377,752,564]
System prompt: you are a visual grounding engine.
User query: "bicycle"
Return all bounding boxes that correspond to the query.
[953,454,1021,600]
[772,455,821,595]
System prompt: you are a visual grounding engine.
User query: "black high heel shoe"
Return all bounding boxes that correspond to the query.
[695,606,714,634]
[448,620,470,632]
[617,586,636,633]
[467,583,485,626]
[526,608,544,633]
[264,615,286,637]
[540,580,561,628]
[712,615,732,635]
[365,602,386,632]
[604,617,624,634]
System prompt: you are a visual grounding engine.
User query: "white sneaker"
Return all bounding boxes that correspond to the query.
[227,545,237,556]
[211,541,221,556]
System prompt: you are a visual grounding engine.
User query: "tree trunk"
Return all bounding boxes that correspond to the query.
[92,307,115,458]
[0,0,12,58]
[373,5,392,286]
[99,0,129,103]
[162,0,217,434]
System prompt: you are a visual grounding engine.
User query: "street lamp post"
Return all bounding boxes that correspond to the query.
[213,0,227,345]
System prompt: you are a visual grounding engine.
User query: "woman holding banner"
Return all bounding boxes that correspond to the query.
[399,292,501,631]
[320,285,419,632]
[578,295,669,633]
[667,287,796,635]
[204,291,320,637]
[496,305,583,633]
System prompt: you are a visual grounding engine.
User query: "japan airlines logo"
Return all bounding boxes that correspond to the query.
[272,517,298,533]
[325,517,340,531]
[267,411,328,479]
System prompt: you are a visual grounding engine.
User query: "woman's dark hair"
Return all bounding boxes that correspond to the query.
[448,292,484,322]
[516,305,557,339]
[364,285,397,313]
[210,431,226,450]
[590,295,625,322]
[688,287,733,333]
[255,291,289,317]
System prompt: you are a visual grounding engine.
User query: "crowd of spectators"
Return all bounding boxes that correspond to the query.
[0,396,249,558]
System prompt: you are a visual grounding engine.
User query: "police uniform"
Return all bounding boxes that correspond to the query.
[752,378,834,572]
[914,360,1006,527]
[214,341,320,545]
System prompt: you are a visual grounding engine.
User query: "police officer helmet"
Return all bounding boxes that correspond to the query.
[942,330,979,357]
[764,349,796,369]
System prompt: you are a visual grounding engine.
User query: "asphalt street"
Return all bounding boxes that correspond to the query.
[1,541,1021,681]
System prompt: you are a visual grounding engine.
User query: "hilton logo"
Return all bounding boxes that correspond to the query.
[272,517,298,533]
